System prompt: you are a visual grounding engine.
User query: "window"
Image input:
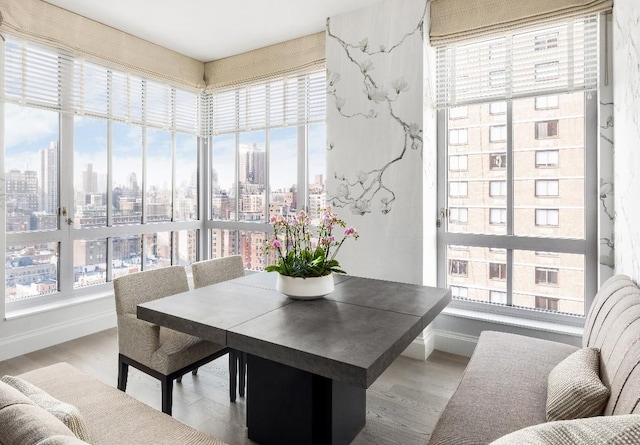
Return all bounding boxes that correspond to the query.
[490,125,507,142]
[449,207,468,224]
[437,14,597,319]
[449,128,468,145]
[535,180,559,197]
[451,286,468,298]
[449,106,468,119]
[449,155,468,171]
[535,268,558,285]
[4,39,202,306]
[535,120,559,139]
[535,61,560,81]
[490,153,507,169]
[489,263,506,280]
[535,33,559,51]
[490,291,507,304]
[449,182,468,197]
[535,150,559,167]
[535,251,559,257]
[209,72,326,269]
[449,259,468,276]
[489,102,507,115]
[535,95,559,109]
[490,70,506,87]
[489,181,507,197]
[535,296,559,311]
[535,209,559,226]
[490,208,507,225]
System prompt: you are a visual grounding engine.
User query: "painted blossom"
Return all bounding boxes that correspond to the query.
[360,59,374,74]
[391,77,409,94]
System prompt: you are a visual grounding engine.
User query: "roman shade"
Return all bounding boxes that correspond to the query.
[0,0,205,89]
[430,0,613,45]
[204,32,325,91]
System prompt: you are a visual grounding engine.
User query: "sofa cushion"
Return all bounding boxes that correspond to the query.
[1,375,90,442]
[428,331,578,445]
[17,362,227,445]
[0,380,80,445]
[490,414,640,444]
[546,347,609,421]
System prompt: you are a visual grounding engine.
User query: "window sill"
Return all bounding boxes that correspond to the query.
[440,305,584,338]
[5,290,114,321]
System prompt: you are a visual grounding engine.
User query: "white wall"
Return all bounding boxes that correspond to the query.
[613,0,640,283]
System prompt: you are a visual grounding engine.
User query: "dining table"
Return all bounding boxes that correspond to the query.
[137,272,451,445]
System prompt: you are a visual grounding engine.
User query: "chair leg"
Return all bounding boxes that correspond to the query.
[192,368,198,376]
[117,356,129,392]
[239,352,246,397]
[229,350,237,403]
[161,377,173,416]
[177,375,182,383]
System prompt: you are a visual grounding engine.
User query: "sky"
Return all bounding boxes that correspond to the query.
[4,103,326,195]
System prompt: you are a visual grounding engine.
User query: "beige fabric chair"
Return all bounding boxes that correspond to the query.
[113,266,231,416]
[191,256,246,401]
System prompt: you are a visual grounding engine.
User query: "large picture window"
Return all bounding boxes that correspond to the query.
[436,15,598,319]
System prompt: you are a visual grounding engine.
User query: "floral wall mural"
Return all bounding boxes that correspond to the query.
[326,0,427,284]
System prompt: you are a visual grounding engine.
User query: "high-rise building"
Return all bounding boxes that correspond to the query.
[239,143,265,185]
[82,163,98,194]
[5,169,38,213]
[39,141,58,214]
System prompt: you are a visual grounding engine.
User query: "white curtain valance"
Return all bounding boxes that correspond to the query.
[0,0,205,89]
[430,0,612,45]
[204,32,325,92]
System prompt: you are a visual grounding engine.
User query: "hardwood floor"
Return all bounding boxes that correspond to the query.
[0,328,469,444]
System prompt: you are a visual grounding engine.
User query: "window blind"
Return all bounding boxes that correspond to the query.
[435,14,599,108]
[4,38,201,135]
[207,70,326,136]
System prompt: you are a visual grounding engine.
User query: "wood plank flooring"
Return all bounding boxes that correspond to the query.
[0,328,469,444]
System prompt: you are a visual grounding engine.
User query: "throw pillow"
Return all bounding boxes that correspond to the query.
[490,414,640,445]
[1,375,91,442]
[546,347,609,421]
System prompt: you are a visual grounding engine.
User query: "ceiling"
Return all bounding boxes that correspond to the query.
[42,0,387,62]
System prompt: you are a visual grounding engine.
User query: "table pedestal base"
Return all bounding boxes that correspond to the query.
[247,354,366,445]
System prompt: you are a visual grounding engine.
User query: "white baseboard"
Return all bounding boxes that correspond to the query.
[434,329,479,357]
[402,325,435,360]
[0,310,116,362]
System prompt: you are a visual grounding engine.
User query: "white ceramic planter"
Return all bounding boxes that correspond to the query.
[275,273,335,300]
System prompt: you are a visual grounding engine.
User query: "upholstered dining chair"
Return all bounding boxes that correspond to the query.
[113,265,232,416]
[191,255,246,401]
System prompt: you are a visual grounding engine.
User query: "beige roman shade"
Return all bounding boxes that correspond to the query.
[204,32,325,92]
[0,0,205,88]
[430,0,613,45]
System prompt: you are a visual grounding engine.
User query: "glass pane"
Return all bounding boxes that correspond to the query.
[240,231,267,271]
[447,103,507,235]
[211,229,237,258]
[112,235,142,279]
[239,131,266,222]
[446,245,507,304]
[145,232,171,270]
[73,239,107,288]
[269,127,297,220]
[6,242,58,302]
[308,123,327,220]
[5,105,59,233]
[174,230,198,266]
[113,124,143,225]
[513,250,584,315]
[146,129,172,222]
[74,117,107,228]
[175,134,198,221]
[513,92,585,239]
[211,134,235,221]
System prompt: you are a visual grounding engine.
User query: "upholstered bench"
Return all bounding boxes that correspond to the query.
[0,362,227,445]
[429,274,640,444]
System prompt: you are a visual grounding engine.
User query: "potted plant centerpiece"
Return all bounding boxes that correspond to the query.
[264,208,358,299]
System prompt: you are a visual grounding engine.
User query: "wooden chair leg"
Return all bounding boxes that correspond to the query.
[161,377,173,416]
[192,368,198,376]
[117,356,129,392]
[229,350,237,403]
[177,375,182,383]
[239,352,246,397]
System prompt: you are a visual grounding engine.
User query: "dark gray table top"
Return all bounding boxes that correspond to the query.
[138,273,451,388]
